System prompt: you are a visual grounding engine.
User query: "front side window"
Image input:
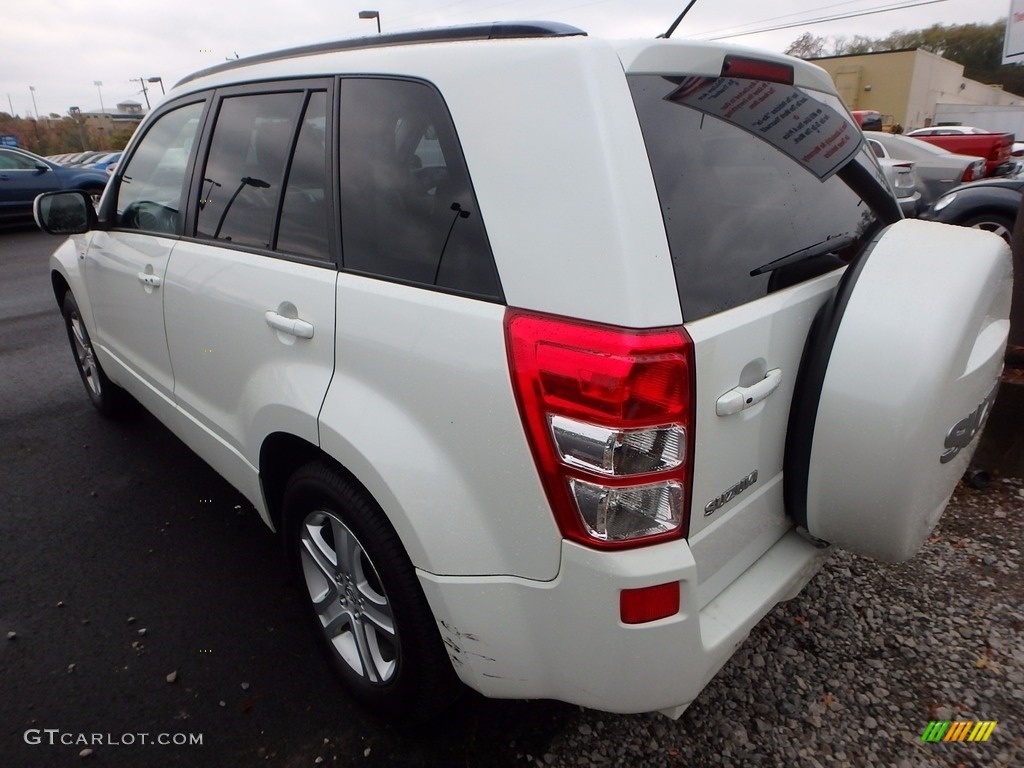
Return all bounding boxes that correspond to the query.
[338,78,499,299]
[196,91,304,249]
[116,101,204,235]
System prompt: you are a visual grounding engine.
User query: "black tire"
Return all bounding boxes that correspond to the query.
[82,185,104,209]
[283,461,460,723]
[61,292,127,417]
[961,213,1014,243]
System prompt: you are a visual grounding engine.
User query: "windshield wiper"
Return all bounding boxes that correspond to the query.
[750,233,855,277]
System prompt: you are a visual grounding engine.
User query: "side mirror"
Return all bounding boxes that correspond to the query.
[34,190,96,235]
[34,162,50,173]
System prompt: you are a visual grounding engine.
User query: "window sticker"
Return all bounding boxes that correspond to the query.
[667,77,862,181]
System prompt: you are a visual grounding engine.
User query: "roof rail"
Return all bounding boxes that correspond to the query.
[175,21,587,87]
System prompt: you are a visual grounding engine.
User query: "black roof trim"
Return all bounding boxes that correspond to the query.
[175,21,587,87]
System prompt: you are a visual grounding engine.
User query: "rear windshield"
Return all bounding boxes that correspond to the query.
[629,75,889,321]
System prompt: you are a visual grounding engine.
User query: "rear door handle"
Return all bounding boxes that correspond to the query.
[137,271,161,287]
[716,369,782,416]
[265,310,314,339]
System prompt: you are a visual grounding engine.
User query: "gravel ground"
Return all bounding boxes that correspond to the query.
[491,476,1024,768]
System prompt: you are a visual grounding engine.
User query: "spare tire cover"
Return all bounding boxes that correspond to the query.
[785,218,1012,562]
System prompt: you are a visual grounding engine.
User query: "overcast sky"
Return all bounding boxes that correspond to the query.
[2,0,1014,119]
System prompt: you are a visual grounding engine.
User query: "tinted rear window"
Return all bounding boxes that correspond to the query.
[629,75,887,321]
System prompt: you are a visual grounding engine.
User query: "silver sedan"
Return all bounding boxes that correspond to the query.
[866,133,985,208]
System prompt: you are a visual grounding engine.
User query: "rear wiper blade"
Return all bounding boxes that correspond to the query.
[750,233,855,277]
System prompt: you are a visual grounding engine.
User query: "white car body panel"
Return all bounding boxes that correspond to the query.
[318,273,562,580]
[162,241,338,526]
[418,530,830,714]
[683,270,843,603]
[85,230,178,420]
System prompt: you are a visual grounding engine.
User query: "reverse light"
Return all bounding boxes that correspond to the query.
[620,582,680,625]
[549,416,685,476]
[505,309,695,549]
[569,478,683,541]
[891,163,916,192]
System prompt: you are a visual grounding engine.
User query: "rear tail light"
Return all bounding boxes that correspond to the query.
[505,309,695,549]
[961,161,983,182]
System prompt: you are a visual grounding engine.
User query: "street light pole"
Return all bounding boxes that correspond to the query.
[94,80,105,115]
[358,10,381,33]
[146,77,165,95]
[28,86,38,119]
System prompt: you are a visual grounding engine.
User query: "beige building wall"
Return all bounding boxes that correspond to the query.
[812,49,1022,130]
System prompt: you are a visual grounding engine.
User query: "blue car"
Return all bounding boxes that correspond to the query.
[84,151,123,174]
[919,175,1024,243]
[0,146,109,225]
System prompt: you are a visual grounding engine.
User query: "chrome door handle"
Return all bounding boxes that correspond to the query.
[716,369,782,416]
[136,271,161,287]
[265,310,314,339]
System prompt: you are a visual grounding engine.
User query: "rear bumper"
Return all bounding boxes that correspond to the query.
[417,528,831,715]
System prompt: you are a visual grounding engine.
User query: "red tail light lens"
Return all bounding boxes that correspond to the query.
[620,582,681,625]
[505,309,695,549]
[961,161,983,182]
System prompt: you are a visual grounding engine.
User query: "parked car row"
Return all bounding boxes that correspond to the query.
[50,151,123,173]
[862,130,1022,242]
[0,146,109,225]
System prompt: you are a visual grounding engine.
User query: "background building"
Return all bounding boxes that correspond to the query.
[811,49,1024,130]
[80,99,146,132]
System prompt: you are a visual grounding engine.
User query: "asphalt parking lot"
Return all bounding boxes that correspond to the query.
[2,226,1021,767]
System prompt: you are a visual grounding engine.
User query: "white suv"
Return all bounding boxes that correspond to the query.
[35,22,1012,722]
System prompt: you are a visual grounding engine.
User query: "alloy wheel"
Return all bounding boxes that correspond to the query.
[298,510,399,684]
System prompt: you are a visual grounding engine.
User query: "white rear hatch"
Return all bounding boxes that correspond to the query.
[620,41,1011,593]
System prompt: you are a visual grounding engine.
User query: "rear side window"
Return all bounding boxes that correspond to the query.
[196,91,304,249]
[276,91,330,260]
[338,78,500,299]
[629,75,886,321]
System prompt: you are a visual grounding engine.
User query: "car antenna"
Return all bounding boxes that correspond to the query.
[433,202,471,286]
[659,0,700,39]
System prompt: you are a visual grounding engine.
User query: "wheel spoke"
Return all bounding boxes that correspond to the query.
[332,517,359,576]
[351,615,384,683]
[322,606,353,640]
[70,316,87,357]
[69,315,102,397]
[299,527,340,609]
[359,599,395,637]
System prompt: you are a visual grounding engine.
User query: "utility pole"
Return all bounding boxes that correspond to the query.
[131,77,151,110]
